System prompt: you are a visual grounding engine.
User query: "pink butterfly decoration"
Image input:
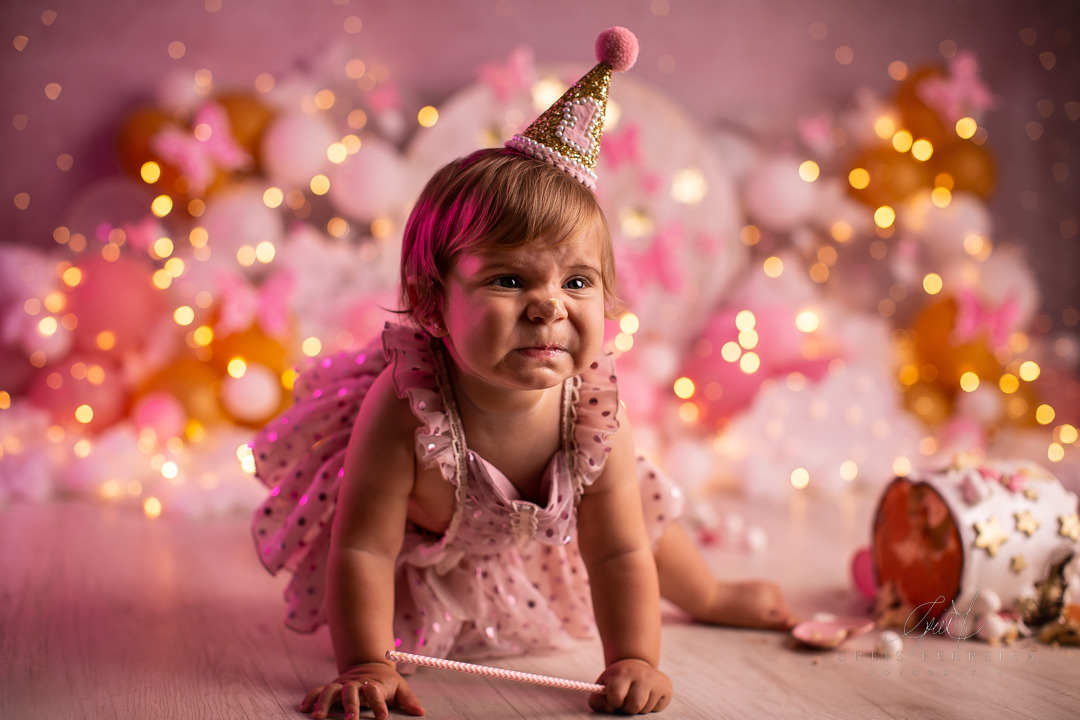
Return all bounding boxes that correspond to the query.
[953,287,1017,349]
[602,123,642,170]
[917,50,997,123]
[636,173,661,196]
[122,216,162,252]
[367,81,402,112]
[92,216,162,251]
[151,102,252,194]
[479,46,534,101]
[618,223,685,300]
[215,270,295,338]
[796,112,833,149]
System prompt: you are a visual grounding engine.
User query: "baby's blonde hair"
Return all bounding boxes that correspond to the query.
[400,148,621,326]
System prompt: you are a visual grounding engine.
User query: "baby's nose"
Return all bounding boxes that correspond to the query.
[530,297,567,323]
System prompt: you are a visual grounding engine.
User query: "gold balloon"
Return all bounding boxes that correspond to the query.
[132,357,224,427]
[208,323,289,376]
[932,141,996,198]
[115,105,186,195]
[848,145,931,207]
[902,380,953,425]
[208,323,291,426]
[215,92,276,167]
[911,298,1001,397]
[895,65,951,147]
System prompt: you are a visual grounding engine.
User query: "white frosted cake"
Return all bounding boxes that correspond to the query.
[872,456,1080,644]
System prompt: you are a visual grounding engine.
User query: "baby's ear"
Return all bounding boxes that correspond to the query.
[406,278,447,337]
[405,278,422,310]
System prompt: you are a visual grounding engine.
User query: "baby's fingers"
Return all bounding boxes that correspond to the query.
[299,685,323,712]
[392,680,426,716]
[300,683,341,719]
[361,680,391,720]
[589,682,669,715]
[342,680,364,720]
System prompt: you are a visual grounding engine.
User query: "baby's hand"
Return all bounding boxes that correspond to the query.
[300,661,425,720]
[589,658,672,714]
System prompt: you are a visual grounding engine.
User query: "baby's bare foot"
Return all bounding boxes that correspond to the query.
[701,580,794,630]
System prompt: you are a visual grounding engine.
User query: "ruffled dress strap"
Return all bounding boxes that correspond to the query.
[566,352,684,545]
[381,324,471,548]
[565,353,621,502]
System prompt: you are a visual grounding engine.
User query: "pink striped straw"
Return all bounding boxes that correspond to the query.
[385,650,604,694]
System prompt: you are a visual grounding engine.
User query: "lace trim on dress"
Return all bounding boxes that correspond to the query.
[568,355,621,500]
[508,500,540,545]
[562,376,585,505]
[431,342,470,546]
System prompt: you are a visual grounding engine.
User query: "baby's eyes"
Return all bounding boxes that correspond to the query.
[489,276,592,290]
[491,276,523,289]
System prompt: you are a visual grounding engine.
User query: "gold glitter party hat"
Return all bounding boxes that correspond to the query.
[506,26,639,189]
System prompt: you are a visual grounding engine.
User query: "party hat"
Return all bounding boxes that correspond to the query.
[506,26,639,189]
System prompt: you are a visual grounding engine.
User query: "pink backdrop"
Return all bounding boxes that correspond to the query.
[1,0,1077,313]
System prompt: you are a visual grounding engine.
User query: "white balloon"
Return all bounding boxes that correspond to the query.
[199,185,284,261]
[742,156,818,231]
[955,385,1003,424]
[903,191,992,260]
[261,111,337,188]
[328,135,410,221]
[221,363,282,423]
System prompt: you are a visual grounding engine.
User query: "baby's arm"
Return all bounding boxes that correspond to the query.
[301,369,425,720]
[577,415,672,715]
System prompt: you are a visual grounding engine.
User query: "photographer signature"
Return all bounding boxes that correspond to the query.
[893,589,988,655]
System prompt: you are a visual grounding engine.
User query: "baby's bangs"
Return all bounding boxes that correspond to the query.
[479,159,605,250]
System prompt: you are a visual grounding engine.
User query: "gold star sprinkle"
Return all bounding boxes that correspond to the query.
[1023,487,1039,501]
[973,517,1009,557]
[1058,513,1080,542]
[1010,554,1027,574]
[1015,510,1040,537]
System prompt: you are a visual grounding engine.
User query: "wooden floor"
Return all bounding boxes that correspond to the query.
[3,492,1078,719]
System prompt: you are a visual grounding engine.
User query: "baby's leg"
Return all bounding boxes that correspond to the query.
[653,522,794,630]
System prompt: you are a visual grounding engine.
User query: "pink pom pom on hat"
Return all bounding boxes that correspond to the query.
[595,26,639,72]
[506,26,639,189]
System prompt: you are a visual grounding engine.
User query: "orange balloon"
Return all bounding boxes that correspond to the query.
[208,323,290,376]
[895,66,951,147]
[115,105,185,195]
[912,298,1000,396]
[932,141,996,199]
[902,380,952,426]
[848,145,931,207]
[133,357,224,427]
[207,323,291,426]
[216,92,276,168]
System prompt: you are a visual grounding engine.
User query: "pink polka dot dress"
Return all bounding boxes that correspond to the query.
[252,323,684,661]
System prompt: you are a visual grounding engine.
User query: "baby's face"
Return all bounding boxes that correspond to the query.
[432,231,607,398]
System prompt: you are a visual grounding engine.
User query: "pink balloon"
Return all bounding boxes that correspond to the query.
[851,547,877,600]
[679,306,836,423]
[67,255,166,355]
[0,345,34,396]
[26,354,128,432]
[65,177,155,239]
[132,391,188,440]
